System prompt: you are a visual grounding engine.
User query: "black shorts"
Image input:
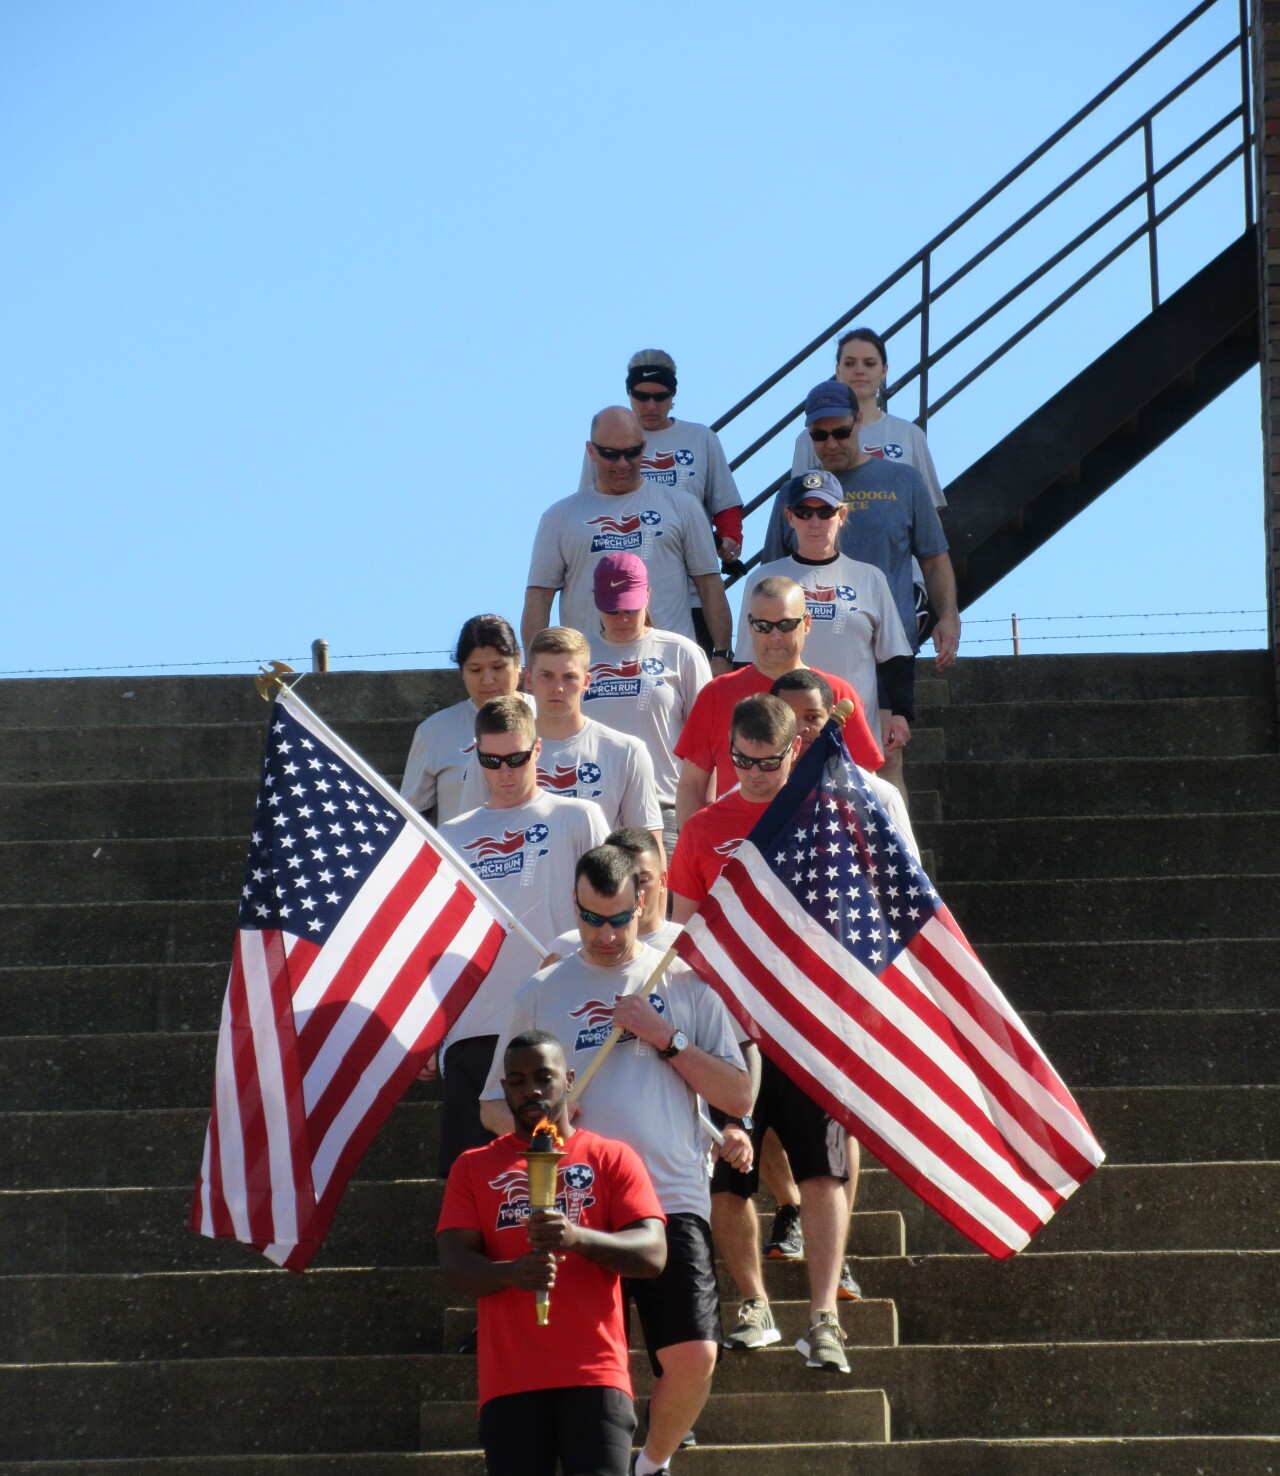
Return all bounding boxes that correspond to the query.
[436,1033,498,1178]
[624,1212,721,1374]
[711,1054,848,1198]
[478,1385,636,1476]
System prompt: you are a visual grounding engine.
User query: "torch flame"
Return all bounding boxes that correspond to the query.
[530,1117,565,1152]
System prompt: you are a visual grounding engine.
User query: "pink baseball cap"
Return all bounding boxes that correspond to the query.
[594,552,650,612]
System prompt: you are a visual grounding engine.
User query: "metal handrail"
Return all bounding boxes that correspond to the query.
[716,0,1254,563]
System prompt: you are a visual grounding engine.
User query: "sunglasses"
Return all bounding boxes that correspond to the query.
[747,615,804,634]
[475,746,536,770]
[789,504,841,521]
[631,389,672,404]
[730,748,791,771]
[576,899,639,927]
[809,426,856,443]
[592,442,645,462]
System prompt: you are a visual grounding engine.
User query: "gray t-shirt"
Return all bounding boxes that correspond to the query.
[762,459,948,651]
[526,483,721,641]
[481,943,745,1217]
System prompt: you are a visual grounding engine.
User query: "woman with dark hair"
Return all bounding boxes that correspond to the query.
[790,328,944,506]
[400,614,530,823]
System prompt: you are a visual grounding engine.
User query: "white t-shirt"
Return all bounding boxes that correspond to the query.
[583,628,711,805]
[526,483,721,642]
[437,790,609,1053]
[400,692,535,824]
[458,716,662,834]
[791,411,945,508]
[480,943,745,1216]
[733,553,912,722]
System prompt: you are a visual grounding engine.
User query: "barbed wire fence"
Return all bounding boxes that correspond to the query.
[0,611,1268,677]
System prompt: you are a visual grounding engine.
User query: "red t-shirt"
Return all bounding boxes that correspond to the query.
[669,790,768,907]
[673,664,881,799]
[436,1128,665,1409]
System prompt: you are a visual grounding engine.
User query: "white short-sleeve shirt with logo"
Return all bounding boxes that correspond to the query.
[526,483,721,642]
[480,943,745,1217]
[437,791,609,1054]
[584,628,712,806]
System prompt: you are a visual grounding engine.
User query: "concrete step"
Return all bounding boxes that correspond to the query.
[919,813,1280,882]
[854,1162,1280,1256]
[0,778,259,842]
[0,670,462,730]
[927,651,1273,704]
[909,755,1280,820]
[2,900,238,967]
[4,1341,1278,1458]
[929,696,1275,761]
[8,1007,1273,1116]
[5,934,1274,1040]
[418,1388,890,1450]
[0,1180,903,1275]
[945,875,1279,944]
[8,1086,1278,1195]
[0,1274,897,1364]
[0,964,227,1036]
[7,1437,1280,1476]
[0,720,413,785]
[976,939,1280,1013]
[0,837,246,905]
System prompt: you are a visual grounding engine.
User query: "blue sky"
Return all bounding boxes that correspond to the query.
[2,0,1265,677]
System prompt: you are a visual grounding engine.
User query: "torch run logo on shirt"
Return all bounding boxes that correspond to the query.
[586,655,666,701]
[587,509,663,553]
[713,839,744,860]
[488,1164,596,1230]
[569,993,666,1051]
[804,585,857,621]
[461,825,550,881]
[538,761,603,799]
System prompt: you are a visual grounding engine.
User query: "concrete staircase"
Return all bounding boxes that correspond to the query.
[2,652,1278,1472]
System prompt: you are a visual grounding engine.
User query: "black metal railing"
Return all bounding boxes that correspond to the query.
[718,0,1255,578]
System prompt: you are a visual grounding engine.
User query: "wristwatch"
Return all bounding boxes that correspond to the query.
[659,1029,689,1060]
[724,1115,755,1132]
[709,648,733,662]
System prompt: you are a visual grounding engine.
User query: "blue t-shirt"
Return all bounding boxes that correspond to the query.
[762,459,947,651]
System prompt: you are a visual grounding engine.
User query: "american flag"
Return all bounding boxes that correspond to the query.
[189,686,505,1270]
[674,721,1104,1258]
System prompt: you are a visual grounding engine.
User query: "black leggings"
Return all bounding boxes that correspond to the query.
[478,1385,637,1476]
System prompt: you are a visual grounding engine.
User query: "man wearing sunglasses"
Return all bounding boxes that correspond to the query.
[575,351,746,651]
[480,844,750,1476]
[735,470,916,764]
[523,405,735,667]
[761,380,960,797]
[674,575,882,826]
[669,695,855,1373]
[435,697,609,1176]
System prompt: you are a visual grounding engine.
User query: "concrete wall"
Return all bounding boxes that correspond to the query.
[1255,0,1280,716]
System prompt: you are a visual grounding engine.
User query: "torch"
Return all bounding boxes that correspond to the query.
[523,1117,566,1326]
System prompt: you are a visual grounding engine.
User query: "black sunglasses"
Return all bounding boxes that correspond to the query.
[475,746,536,770]
[747,616,804,634]
[631,389,672,404]
[730,748,790,771]
[575,899,639,927]
[592,442,645,462]
[809,426,856,443]
[790,504,841,520]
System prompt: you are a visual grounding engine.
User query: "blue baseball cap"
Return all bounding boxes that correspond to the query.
[804,379,856,425]
[786,470,845,509]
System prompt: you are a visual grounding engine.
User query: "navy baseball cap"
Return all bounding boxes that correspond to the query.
[804,379,856,425]
[786,470,845,508]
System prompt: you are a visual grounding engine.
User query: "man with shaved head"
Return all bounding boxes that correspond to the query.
[522,405,735,669]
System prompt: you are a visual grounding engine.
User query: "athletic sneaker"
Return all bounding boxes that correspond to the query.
[838,1259,863,1301]
[763,1202,804,1260]
[800,1309,849,1373]
[723,1296,782,1350]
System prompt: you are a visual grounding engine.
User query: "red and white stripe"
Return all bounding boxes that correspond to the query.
[190,701,505,1271]
[676,841,1104,1258]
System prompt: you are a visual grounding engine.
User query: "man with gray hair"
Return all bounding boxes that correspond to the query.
[523,404,735,668]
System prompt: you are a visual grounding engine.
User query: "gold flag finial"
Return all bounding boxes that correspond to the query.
[255,660,297,702]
